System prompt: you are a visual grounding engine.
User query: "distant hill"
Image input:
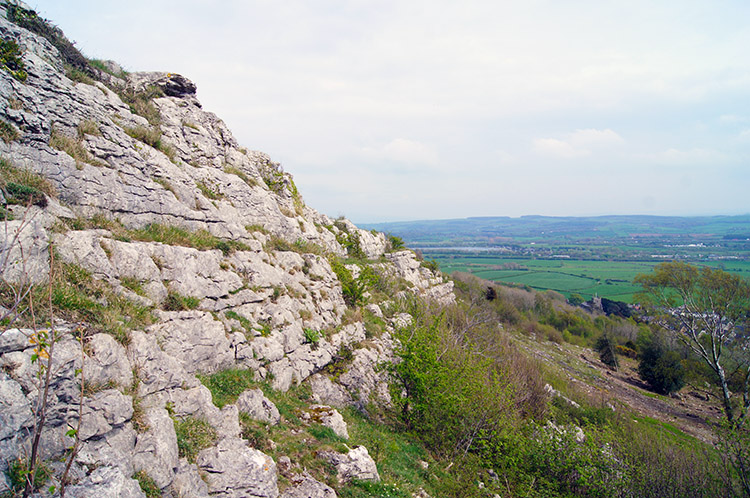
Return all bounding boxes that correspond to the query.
[362,214,750,247]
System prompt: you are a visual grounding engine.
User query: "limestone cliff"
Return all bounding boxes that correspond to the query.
[0,2,453,496]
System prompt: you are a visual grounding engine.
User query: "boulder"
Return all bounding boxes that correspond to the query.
[65,466,146,498]
[196,437,278,498]
[280,475,337,498]
[236,388,281,425]
[318,446,379,484]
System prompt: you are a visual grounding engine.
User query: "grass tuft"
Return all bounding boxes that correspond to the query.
[174,416,217,463]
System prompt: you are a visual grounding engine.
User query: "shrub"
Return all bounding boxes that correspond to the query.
[594,333,619,370]
[638,337,685,395]
[387,234,405,252]
[329,257,368,307]
[0,38,27,81]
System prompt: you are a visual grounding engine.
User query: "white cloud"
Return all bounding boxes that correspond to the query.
[534,129,624,158]
[533,138,588,158]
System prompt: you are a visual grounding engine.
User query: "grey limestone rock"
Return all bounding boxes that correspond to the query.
[76,424,137,477]
[79,389,134,441]
[197,436,279,498]
[0,328,31,354]
[171,458,211,498]
[280,475,337,498]
[236,388,281,425]
[147,311,234,375]
[65,466,147,498]
[307,374,352,408]
[0,372,32,475]
[132,407,179,489]
[318,446,379,484]
[84,333,133,390]
[302,405,348,440]
[0,216,49,285]
[127,331,198,397]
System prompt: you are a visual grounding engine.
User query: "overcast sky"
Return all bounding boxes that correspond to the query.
[28,1,750,223]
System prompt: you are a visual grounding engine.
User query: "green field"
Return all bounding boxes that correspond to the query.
[430,254,750,303]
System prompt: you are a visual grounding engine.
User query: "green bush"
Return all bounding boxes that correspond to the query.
[329,257,368,307]
[594,333,619,370]
[638,337,685,395]
[0,38,27,81]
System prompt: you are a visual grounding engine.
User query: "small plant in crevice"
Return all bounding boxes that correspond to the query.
[173,416,217,463]
[162,291,200,311]
[1,118,20,143]
[133,470,160,498]
[6,456,52,495]
[49,125,106,169]
[303,327,321,348]
[225,310,254,338]
[254,319,272,338]
[196,179,223,200]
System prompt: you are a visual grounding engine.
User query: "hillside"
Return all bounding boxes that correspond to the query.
[0,3,744,498]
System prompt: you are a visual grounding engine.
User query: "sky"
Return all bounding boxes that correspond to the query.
[27,0,750,223]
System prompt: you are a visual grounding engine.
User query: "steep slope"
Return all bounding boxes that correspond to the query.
[0,3,454,497]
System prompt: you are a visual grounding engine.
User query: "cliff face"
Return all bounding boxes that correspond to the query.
[0,3,453,496]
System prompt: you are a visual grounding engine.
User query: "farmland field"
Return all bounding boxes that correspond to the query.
[363,215,750,304]
[426,254,750,303]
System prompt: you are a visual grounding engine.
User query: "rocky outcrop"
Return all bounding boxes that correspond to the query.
[0,3,456,496]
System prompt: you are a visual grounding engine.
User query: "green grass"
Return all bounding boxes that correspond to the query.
[49,126,106,168]
[0,118,20,143]
[197,368,257,409]
[162,291,200,311]
[173,416,217,463]
[434,256,682,303]
[133,470,160,498]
